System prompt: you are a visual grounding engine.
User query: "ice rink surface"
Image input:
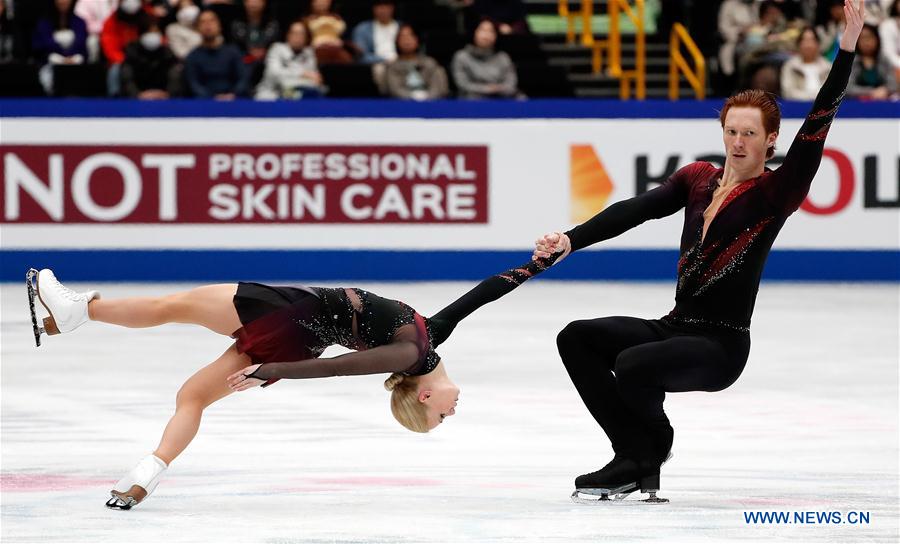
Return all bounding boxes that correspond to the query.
[2,280,898,543]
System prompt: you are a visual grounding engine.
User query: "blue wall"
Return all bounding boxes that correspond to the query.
[4,249,898,282]
[2,98,898,119]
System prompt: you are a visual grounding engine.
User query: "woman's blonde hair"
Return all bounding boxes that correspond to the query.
[384,373,429,433]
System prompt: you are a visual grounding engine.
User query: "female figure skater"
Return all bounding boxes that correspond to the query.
[26,251,560,509]
[533,0,866,504]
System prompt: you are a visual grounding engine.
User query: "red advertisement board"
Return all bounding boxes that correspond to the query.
[2,145,489,223]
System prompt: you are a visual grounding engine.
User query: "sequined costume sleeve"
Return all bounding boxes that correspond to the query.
[563,164,694,252]
[427,254,562,347]
[760,49,854,216]
[246,255,560,381]
[249,340,423,381]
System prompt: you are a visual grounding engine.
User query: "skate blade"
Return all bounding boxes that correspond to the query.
[571,482,637,504]
[105,492,137,510]
[26,269,45,347]
[640,493,669,504]
[571,490,634,504]
[571,491,669,504]
[571,486,668,504]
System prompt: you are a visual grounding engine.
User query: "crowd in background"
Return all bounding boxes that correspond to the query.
[0,0,897,101]
[716,0,899,100]
[0,0,528,100]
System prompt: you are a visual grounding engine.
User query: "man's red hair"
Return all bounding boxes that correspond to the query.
[719,90,782,159]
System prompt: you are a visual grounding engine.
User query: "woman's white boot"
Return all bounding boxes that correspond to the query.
[105,454,168,510]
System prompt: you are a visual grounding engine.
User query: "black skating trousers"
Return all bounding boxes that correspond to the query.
[556,316,750,459]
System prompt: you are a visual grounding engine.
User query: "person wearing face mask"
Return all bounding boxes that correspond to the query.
[101,0,150,96]
[121,18,179,99]
[166,0,201,60]
[32,0,88,95]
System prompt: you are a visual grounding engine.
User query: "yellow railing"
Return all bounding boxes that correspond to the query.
[558,0,594,46]
[559,0,646,100]
[669,22,706,100]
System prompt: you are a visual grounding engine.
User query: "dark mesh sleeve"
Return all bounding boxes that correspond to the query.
[247,341,421,381]
[427,253,561,347]
[761,49,854,215]
[564,163,693,252]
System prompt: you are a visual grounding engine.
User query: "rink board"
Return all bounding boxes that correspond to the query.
[1,100,898,281]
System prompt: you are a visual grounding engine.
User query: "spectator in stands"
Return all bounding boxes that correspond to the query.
[102,0,151,96]
[880,0,900,81]
[718,0,758,82]
[231,0,278,84]
[816,0,846,60]
[848,23,897,99]
[166,0,202,60]
[794,0,818,24]
[466,0,529,35]
[184,9,247,99]
[76,0,115,34]
[75,0,115,62]
[384,24,448,100]
[765,0,805,22]
[0,0,17,62]
[781,26,831,99]
[741,0,795,56]
[352,0,400,65]
[863,0,889,26]
[304,0,352,64]
[121,18,180,99]
[32,0,88,95]
[737,0,801,88]
[255,19,324,100]
[452,18,519,99]
[748,63,781,94]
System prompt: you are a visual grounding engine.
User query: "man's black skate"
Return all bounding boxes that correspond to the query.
[570,454,671,504]
[26,269,44,347]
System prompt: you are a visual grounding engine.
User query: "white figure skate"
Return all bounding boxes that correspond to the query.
[105,454,168,510]
[26,268,100,346]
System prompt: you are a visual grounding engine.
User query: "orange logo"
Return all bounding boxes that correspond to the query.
[570,145,614,223]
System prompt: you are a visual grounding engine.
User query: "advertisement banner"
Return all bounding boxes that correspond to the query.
[2,117,898,254]
[2,145,488,224]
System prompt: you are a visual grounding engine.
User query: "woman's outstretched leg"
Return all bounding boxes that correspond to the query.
[33,268,242,338]
[88,284,242,335]
[108,344,250,509]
